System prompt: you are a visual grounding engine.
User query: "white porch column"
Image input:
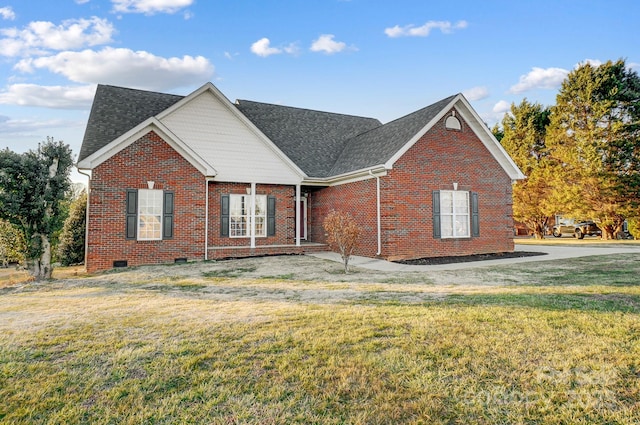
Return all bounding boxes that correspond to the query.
[250,182,256,248]
[295,184,301,247]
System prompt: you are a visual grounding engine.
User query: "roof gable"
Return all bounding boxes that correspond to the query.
[157,84,305,184]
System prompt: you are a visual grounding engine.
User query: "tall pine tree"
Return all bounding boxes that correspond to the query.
[545,59,640,239]
[499,99,553,238]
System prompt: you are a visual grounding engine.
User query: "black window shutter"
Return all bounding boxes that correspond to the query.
[126,189,137,239]
[432,190,441,239]
[267,195,276,236]
[471,191,479,237]
[220,195,229,237]
[163,191,174,239]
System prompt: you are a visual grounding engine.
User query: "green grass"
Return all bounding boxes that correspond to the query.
[1,255,640,424]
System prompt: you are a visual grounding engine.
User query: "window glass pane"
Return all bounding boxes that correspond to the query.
[255,196,266,216]
[441,215,453,237]
[441,191,453,214]
[454,193,468,213]
[455,215,469,237]
[439,190,470,239]
[138,189,162,240]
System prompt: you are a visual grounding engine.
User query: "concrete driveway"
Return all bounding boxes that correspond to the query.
[310,242,640,272]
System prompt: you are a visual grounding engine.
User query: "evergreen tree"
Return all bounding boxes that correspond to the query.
[499,99,553,238]
[57,190,87,266]
[0,138,74,279]
[545,59,640,239]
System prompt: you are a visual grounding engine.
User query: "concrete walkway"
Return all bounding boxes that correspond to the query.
[309,243,640,272]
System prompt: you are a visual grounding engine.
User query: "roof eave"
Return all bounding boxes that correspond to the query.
[302,165,387,186]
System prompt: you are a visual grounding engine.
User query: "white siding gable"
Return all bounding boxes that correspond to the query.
[160,90,303,184]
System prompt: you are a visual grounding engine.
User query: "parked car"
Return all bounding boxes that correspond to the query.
[552,220,602,239]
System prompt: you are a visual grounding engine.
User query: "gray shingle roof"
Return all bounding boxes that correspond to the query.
[79,84,458,179]
[329,95,457,175]
[78,85,184,161]
[235,100,381,177]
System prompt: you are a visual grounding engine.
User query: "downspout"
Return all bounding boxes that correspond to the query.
[77,168,91,269]
[205,177,213,260]
[369,170,381,256]
[250,182,256,249]
[295,184,301,246]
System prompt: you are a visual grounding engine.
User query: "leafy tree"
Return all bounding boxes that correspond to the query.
[57,190,87,266]
[546,59,640,239]
[323,210,361,273]
[0,219,26,267]
[499,99,553,238]
[0,138,74,279]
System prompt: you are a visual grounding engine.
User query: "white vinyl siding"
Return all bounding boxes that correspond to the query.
[160,92,301,184]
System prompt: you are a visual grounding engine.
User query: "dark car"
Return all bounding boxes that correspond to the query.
[552,220,602,239]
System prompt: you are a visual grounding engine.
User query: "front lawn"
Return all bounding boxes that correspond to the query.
[1,255,639,424]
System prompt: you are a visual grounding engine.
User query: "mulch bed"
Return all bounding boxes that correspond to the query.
[395,251,547,266]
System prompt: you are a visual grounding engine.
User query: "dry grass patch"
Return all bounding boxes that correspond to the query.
[1,254,640,424]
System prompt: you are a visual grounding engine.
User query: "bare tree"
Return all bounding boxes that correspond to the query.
[323,210,361,273]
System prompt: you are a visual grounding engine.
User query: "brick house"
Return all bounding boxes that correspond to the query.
[77,83,524,272]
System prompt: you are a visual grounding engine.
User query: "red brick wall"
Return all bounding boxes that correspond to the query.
[382,110,514,260]
[308,179,380,258]
[86,131,206,272]
[310,109,514,261]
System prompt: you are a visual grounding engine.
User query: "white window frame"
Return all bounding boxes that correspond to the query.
[229,194,267,238]
[440,190,470,239]
[137,189,163,241]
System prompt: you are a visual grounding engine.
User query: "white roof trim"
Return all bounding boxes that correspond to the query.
[76,117,217,177]
[157,82,307,179]
[384,94,525,180]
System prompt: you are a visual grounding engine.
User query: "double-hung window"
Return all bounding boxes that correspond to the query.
[433,190,479,239]
[440,190,470,238]
[229,194,267,238]
[221,194,276,238]
[138,189,163,240]
[126,189,174,240]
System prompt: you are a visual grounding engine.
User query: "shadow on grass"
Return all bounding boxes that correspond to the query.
[444,292,640,313]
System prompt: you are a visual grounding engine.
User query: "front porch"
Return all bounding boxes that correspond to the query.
[207,242,326,260]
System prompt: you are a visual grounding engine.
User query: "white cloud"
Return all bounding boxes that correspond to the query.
[75,0,91,4]
[310,34,350,54]
[0,17,115,57]
[578,58,602,68]
[493,100,511,115]
[385,20,468,38]
[0,84,96,109]
[462,86,489,101]
[112,0,194,15]
[251,38,282,57]
[0,116,80,134]
[509,67,569,94]
[0,6,16,20]
[14,47,214,91]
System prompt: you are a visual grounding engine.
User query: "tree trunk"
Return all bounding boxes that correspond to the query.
[28,233,52,280]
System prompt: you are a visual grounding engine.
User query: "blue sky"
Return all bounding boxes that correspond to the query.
[0,0,637,182]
